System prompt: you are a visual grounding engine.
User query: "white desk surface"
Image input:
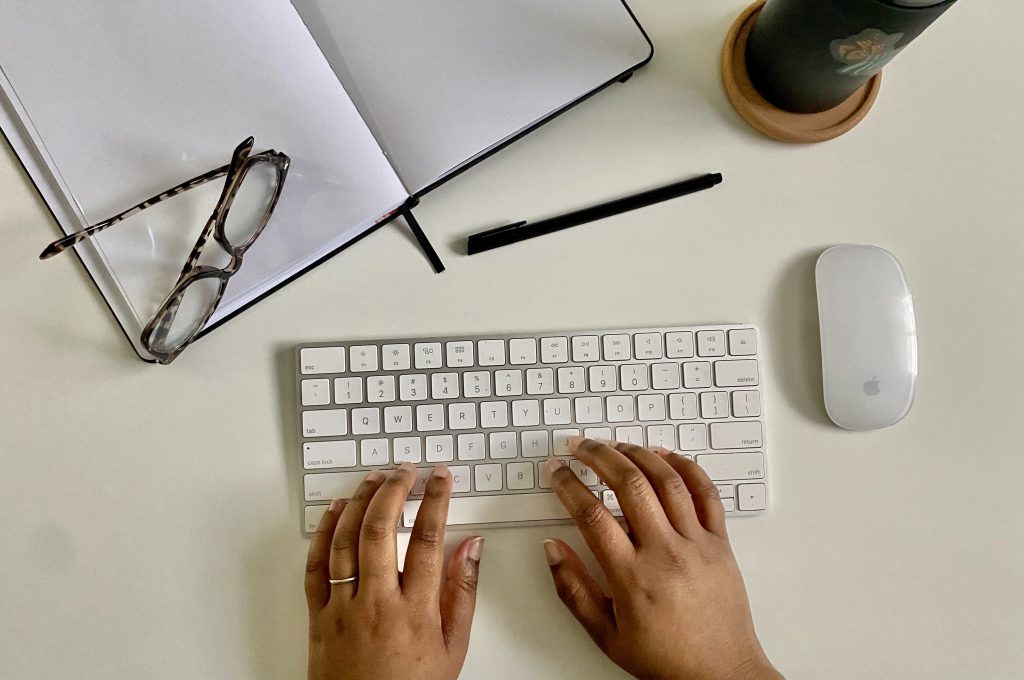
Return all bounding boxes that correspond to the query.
[2,2,1022,679]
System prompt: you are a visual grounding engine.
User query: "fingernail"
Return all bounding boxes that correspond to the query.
[329,499,344,512]
[431,465,451,479]
[546,458,566,474]
[654,447,672,456]
[398,461,416,472]
[466,536,485,562]
[567,436,585,450]
[542,539,563,567]
[366,470,385,482]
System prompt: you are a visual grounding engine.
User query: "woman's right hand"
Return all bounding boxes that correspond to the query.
[542,439,784,680]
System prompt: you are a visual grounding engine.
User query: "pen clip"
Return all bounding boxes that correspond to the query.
[472,220,528,239]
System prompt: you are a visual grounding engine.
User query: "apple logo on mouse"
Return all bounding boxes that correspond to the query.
[863,376,881,397]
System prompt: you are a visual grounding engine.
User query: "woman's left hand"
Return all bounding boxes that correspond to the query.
[305,463,484,680]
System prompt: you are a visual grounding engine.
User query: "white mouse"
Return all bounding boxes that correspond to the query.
[815,245,918,431]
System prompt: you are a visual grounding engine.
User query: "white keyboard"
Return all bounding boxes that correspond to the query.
[296,325,769,533]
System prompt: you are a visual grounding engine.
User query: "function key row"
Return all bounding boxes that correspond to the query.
[300,329,758,374]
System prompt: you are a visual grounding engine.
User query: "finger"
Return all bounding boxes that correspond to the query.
[543,539,616,648]
[358,462,417,594]
[546,458,635,572]
[656,449,728,537]
[305,499,346,611]
[440,536,484,655]
[402,466,453,599]
[330,471,386,600]
[567,438,673,542]
[609,442,705,539]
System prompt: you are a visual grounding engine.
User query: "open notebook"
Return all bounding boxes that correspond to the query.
[0,0,652,361]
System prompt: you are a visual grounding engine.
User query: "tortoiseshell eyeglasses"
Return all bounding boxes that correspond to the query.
[40,137,290,364]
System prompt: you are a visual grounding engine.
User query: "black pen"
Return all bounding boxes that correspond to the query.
[466,172,723,255]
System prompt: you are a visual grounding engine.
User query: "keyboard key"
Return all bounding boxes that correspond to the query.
[602,490,623,516]
[553,428,581,455]
[448,403,477,430]
[416,404,445,431]
[446,341,474,368]
[722,498,736,512]
[583,427,613,442]
[651,362,681,390]
[300,347,345,374]
[678,424,708,451]
[700,392,730,419]
[301,379,330,406]
[588,365,617,392]
[696,452,765,480]
[304,470,373,501]
[334,377,362,404]
[728,329,758,356]
[682,362,712,388]
[367,376,397,403]
[540,337,570,363]
[494,370,524,396]
[463,371,492,398]
[669,392,699,420]
[606,395,635,422]
[489,432,518,459]
[403,492,570,527]
[717,483,736,498]
[732,390,762,418]
[507,462,535,490]
[410,467,431,496]
[351,408,381,435]
[383,406,414,433]
[665,331,695,358]
[647,424,676,450]
[714,359,759,387]
[574,396,604,424]
[382,344,411,370]
[710,421,763,449]
[543,398,572,425]
[615,426,644,446]
[350,345,380,372]
[572,335,601,362]
[360,438,390,466]
[414,342,442,369]
[393,437,422,463]
[302,409,347,437]
[450,466,471,493]
[634,332,663,359]
[512,399,541,426]
[303,441,357,469]
[477,339,506,366]
[475,401,506,428]
[521,430,550,458]
[696,331,726,357]
[425,434,454,462]
[570,460,600,487]
[738,482,771,508]
[509,338,538,365]
[557,367,586,393]
[474,464,503,491]
[432,373,460,400]
[637,394,667,421]
[526,368,555,395]
[620,364,650,391]
[458,433,486,460]
[399,374,428,401]
[305,504,329,532]
[603,334,631,361]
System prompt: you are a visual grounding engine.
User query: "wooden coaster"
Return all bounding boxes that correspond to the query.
[721,0,882,143]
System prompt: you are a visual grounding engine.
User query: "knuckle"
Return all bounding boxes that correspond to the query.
[621,469,651,496]
[555,578,587,607]
[360,520,394,543]
[697,481,721,500]
[661,473,691,498]
[331,531,357,552]
[410,526,444,548]
[575,500,609,531]
[305,556,326,574]
[455,573,479,596]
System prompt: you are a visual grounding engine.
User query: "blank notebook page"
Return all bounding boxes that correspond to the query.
[0,0,407,330]
[291,0,652,194]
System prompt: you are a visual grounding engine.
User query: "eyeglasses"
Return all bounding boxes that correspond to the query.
[40,137,290,364]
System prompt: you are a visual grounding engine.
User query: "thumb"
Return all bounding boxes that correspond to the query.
[441,536,484,653]
[543,539,616,649]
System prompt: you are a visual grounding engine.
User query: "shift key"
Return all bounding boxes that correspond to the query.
[696,452,765,481]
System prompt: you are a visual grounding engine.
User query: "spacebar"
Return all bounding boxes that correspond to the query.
[403,493,571,528]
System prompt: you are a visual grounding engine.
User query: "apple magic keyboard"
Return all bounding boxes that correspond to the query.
[296,325,768,533]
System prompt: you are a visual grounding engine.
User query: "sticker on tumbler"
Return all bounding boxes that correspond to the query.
[831,29,904,77]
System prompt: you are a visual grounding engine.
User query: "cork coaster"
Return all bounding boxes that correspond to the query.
[721,0,882,143]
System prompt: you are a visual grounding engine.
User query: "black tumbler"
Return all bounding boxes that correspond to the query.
[745,0,957,113]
